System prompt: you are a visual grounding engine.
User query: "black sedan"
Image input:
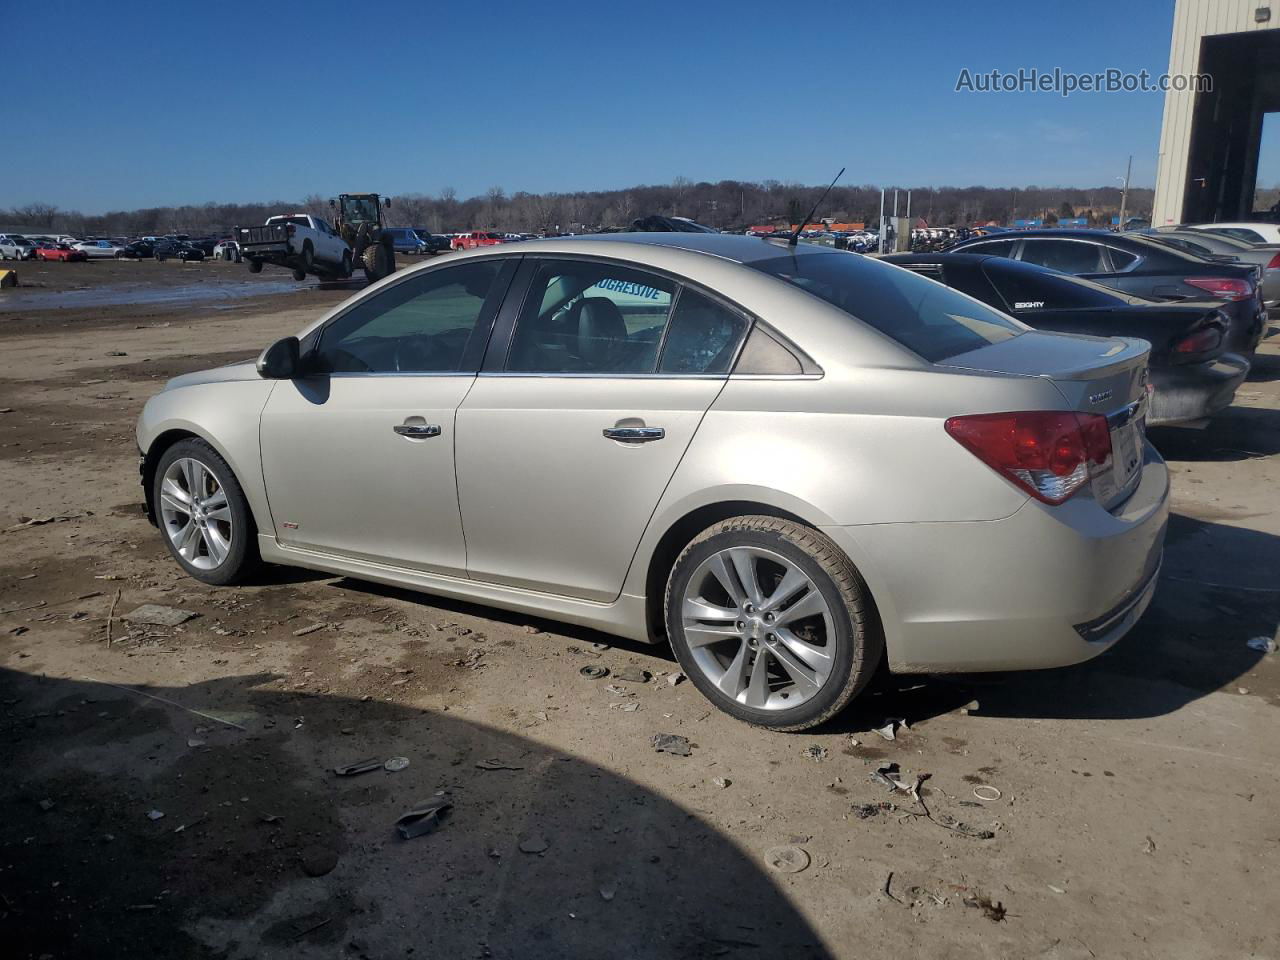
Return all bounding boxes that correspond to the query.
[882,252,1250,426]
[116,240,155,259]
[153,239,206,262]
[947,228,1265,357]
[412,229,454,254]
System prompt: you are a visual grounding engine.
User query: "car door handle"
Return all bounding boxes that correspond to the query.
[393,423,442,439]
[603,426,665,443]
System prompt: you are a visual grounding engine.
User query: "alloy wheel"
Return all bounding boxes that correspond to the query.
[159,457,233,570]
[681,546,835,710]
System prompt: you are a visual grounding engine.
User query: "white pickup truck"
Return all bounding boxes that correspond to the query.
[234,214,352,281]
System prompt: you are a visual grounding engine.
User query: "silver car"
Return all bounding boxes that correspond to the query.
[71,239,123,259]
[0,234,37,260]
[136,234,1169,730]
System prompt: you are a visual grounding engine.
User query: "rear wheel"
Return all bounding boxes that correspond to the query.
[665,516,881,731]
[153,438,259,586]
[247,258,263,274]
[300,241,314,273]
[291,267,307,282]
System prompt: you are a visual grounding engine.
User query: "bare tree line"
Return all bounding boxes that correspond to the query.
[1,180,1157,237]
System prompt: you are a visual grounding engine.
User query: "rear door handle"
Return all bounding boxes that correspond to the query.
[603,426,665,443]
[394,423,442,439]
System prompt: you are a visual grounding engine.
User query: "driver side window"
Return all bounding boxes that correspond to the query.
[315,261,504,374]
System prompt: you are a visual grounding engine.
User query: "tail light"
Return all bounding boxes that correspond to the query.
[945,411,1113,505]
[1172,324,1223,356]
[1266,252,1280,271]
[1184,277,1253,300]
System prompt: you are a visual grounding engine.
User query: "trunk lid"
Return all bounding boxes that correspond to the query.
[941,331,1151,509]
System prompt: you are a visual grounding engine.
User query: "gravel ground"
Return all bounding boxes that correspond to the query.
[1,259,1277,959]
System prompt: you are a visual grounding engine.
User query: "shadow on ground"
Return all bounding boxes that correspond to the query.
[1148,404,1280,461]
[0,668,830,960]
[835,511,1279,729]
[245,509,1276,740]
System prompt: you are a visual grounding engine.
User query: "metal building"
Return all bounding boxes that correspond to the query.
[1152,0,1280,224]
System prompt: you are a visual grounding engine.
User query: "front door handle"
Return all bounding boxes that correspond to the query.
[394,422,442,439]
[603,426,665,443]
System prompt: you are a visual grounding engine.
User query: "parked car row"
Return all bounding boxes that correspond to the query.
[876,222,1277,431]
[946,228,1266,355]
[383,228,455,255]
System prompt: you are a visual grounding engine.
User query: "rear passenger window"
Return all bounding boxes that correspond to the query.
[507,261,675,374]
[1019,240,1106,273]
[659,290,748,374]
[965,239,1016,258]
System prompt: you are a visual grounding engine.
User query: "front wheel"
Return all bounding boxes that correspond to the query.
[665,516,881,731]
[341,250,353,278]
[153,439,259,586]
[361,241,392,282]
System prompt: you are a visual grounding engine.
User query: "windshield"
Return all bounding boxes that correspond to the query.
[749,252,1023,362]
[341,197,378,222]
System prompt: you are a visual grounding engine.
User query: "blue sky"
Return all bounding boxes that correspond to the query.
[8,0,1190,212]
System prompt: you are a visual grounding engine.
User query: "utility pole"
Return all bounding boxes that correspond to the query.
[1117,155,1132,230]
[892,189,900,253]
[878,188,886,253]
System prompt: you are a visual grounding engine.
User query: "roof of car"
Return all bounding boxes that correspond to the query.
[964,228,1119,240]
[1191,221,1278,230]
[529,231,837,264]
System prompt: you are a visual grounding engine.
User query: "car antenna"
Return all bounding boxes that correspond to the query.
[789,167,846,247]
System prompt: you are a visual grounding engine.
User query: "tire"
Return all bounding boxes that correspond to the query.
[152,438,259,586]
[291,267,307,282]
[664,516,882,731]
[300,241,314,273]
[361,241,391,282]
[341,250,353,278]
[247,258,263,274]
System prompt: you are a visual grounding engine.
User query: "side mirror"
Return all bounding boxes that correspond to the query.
[257,336,300,379]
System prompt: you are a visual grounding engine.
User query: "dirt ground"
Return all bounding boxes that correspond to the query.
[1,257,1278,960]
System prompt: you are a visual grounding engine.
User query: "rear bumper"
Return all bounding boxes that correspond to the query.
[242,243,291,259]
[1147,353,1250,425]
[824,442,1169,673]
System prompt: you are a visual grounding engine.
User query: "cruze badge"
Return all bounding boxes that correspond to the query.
[1089,389,1113,405]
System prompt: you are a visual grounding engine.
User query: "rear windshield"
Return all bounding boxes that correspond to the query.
[749,253,1023,362]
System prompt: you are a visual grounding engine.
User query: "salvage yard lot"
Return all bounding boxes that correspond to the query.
[1,261,1278,959]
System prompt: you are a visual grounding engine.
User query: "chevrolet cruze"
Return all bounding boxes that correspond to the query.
[137,234,1169,730]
